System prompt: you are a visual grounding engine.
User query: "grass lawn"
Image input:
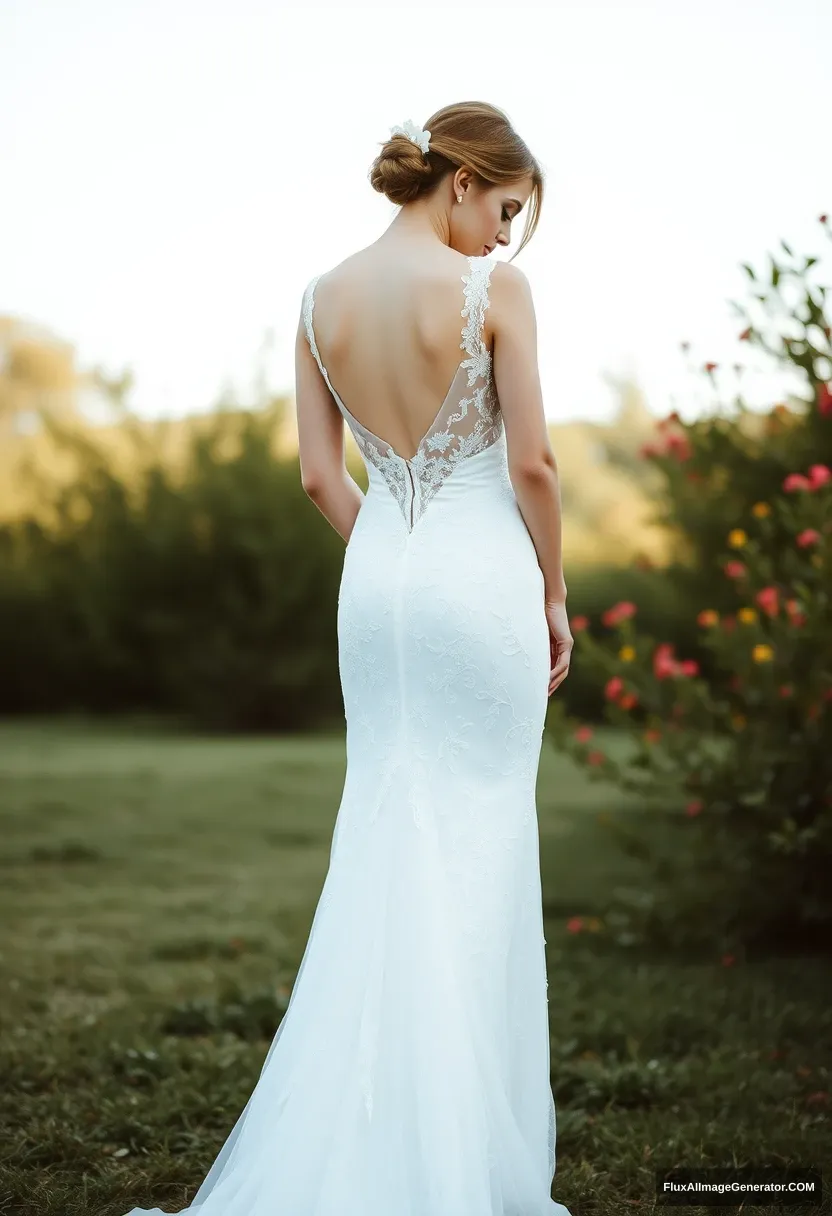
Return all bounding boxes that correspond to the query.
[0,719,829,1215]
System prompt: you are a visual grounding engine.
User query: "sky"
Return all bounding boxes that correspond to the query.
[2,0,830,428]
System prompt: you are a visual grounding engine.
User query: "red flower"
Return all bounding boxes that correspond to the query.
[586,750,606,766]
[566,916,584,934]
[778,684,794,698]
[685,799,703,817]
[783,473,811,492]
[808,463,831,488]
[679,659,699,677]
[653,642,679,680]
[644,728,662,744]
[755,586,780,617]
[665,432,693,462]
[619,692,638,710]
[574,725,594,743]
[817,382,832,416]
[723,561,747,580]
[605,676,625,701]
[571,615,589,632]
[797,528,822,548]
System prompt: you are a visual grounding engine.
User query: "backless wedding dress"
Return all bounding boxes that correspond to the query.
[124,253,571,1216]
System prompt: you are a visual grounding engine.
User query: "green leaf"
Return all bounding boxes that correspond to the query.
[780,240,793,257]
[741,263,756,281]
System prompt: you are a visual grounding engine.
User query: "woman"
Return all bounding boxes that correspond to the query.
[125,100,573,1216]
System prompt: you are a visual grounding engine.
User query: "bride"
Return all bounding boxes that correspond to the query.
[124,100,574,1216]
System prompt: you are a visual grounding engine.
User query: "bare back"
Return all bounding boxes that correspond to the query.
[305,244,496,463]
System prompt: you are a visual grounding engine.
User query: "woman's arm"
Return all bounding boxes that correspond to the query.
[294,304,365,545]
[490,262,568,604]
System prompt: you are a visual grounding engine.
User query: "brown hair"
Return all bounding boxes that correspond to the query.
[368,101,544,262]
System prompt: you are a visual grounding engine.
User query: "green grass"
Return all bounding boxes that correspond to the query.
[0,719,829,1215]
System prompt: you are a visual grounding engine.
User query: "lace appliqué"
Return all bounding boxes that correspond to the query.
[301,256,503,532]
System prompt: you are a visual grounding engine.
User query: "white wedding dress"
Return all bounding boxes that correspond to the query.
[124,253,571,1216]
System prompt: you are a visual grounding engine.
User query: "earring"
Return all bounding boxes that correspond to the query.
[456,195,462,203]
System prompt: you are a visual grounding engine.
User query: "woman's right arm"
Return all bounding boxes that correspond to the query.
[490,261,568,606]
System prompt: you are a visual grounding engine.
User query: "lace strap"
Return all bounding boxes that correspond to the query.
[459,257,494,361]
[302,275,324,374]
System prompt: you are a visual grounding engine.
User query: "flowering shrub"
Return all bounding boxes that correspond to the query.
[548,218,832,953]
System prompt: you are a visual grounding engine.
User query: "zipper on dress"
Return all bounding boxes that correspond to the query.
[405,461,415,531]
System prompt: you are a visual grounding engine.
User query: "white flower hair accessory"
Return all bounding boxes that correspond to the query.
[389,119,431,156]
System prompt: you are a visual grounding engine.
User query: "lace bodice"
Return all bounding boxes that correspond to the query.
[302,255,503,532]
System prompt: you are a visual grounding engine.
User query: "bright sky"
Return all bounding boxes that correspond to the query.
[2,0,829,427]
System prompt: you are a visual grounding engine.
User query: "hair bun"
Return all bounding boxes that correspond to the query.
[369,134,433,206]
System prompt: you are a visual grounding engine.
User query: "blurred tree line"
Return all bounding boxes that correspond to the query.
[0,309,707,732]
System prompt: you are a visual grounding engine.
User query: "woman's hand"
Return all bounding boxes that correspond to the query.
[544,598,573,696]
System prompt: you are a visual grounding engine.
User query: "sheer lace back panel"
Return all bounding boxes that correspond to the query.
[302,255,503,532]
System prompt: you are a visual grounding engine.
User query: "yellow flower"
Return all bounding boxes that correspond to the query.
[752,644,774,663]
[619,645,636,662]
[728,529,748,548]
[752,502,771,518]
[738,607,758,624]
[731,713,747,730]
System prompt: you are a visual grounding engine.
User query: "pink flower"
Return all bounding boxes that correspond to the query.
[797,528,822,548]
[679,659,699,677]
[808,463,831,488]
[574,725,594,743]
[755,586,780,617]
[664,432,693,462]
[619,692,638,710]
[571,615,589,632]
[605,676,625,701]
[601,600,637,627]
[783,473,811,492]
[566,916,584,934]
[653,643,679,680]
[685,799,703,817]
[723,561,747,580]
